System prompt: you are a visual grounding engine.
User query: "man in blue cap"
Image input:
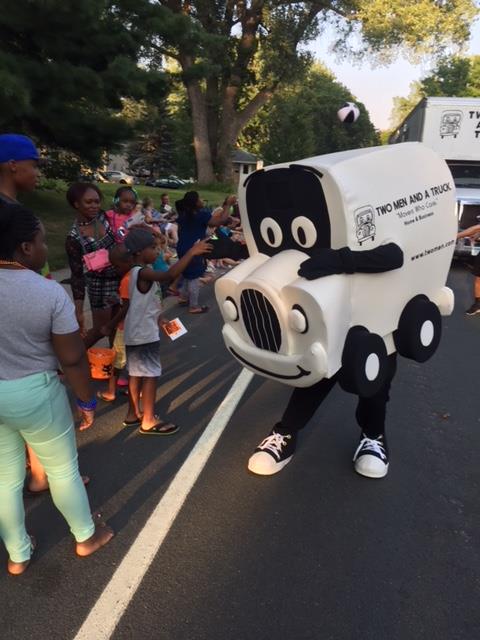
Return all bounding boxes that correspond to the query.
[0,134,40,205]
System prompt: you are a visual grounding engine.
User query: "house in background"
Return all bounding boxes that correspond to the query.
[105,147,263,183]
[232,149,263,184]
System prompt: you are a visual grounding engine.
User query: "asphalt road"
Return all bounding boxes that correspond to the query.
[1,264,480,640]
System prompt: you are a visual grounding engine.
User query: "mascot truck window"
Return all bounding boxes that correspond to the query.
[215,142,456,478]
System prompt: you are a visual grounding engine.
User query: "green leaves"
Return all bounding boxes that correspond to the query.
[0,0,167,167]
[240,65,379,164]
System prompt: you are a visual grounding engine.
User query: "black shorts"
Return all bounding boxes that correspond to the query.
[473,252,480,277]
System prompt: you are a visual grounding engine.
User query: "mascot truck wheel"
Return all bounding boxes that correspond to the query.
[339,326,389,398]
[394,295,442,362]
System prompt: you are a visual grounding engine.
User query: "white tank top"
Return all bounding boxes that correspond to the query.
[123,266,162,345]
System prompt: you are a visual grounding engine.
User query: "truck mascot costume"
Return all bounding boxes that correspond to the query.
[215,142,457,478]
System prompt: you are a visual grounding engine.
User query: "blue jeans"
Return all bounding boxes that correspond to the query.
[0,371,95,562]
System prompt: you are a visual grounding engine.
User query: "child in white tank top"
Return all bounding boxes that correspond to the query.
[122,228,212,435]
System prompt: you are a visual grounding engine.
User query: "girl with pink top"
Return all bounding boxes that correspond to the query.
[105,186,144,241]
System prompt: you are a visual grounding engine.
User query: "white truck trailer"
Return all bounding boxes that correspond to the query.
[389,97,480,257]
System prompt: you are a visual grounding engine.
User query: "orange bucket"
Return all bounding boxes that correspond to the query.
[87,347,116,380]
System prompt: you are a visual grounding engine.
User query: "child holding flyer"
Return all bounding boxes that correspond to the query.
[121,228,213,435]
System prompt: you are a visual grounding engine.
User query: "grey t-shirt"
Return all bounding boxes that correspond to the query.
[0,269,79,380]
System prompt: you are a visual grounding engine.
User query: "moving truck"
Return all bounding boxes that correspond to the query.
[390,97,480,258]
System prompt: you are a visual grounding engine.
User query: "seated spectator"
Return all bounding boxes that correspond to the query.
[159,193,174,219]
[142,197,161,223]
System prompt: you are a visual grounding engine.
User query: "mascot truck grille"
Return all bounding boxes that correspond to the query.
[215,143,457,396]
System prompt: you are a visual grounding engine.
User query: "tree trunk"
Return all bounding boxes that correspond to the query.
[184,76,215,184]
[216,86,274,183]
[217,86,239,183]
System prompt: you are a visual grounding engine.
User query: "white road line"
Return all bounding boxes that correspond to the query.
[73,367,254,640]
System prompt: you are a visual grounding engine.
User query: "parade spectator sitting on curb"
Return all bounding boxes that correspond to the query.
[457,223,480,315]
[65,183,120,348]
[0,205,113,576]
[97,244,134,402]
[159,193,174,218]
[121,228,213,435]
[142,197,161,223]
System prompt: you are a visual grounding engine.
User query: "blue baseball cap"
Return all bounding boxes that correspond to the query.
[0,134,39,163]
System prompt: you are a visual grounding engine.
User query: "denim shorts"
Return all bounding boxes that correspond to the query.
[126,341,162,377]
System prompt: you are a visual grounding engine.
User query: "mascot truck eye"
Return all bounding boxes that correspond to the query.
[215,142,456,395]
[260,217,283,248]
[291,216,317,248]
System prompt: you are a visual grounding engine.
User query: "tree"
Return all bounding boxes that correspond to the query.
[134,0,477,184]
[126,102,175,177]
[0,0,167,168]
[390,55,480,129]
[240,65,379,164]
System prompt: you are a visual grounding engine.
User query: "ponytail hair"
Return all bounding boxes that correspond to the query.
[182,191,200,221]
[0,205,41,259]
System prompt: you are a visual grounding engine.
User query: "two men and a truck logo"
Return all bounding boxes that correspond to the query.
[355,206,376,245]
[440,110,462,138]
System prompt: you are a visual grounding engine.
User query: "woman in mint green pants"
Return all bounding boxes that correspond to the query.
[0,202,114,575]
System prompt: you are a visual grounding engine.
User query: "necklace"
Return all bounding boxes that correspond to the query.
[0,259,28,269]
[76,217,97,227]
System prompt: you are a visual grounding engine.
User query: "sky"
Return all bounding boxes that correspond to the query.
[307,19,480,131]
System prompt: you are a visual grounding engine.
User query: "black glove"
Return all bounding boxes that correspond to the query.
[298,243,403,280]
[207,236,249,261]
[298,248,355,280]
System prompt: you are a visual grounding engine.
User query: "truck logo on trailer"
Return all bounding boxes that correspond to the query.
[355,206,376,245]
[440,111,462,138]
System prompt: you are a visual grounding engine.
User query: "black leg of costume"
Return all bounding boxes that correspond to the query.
[278,354,397,437]
[356,354,397,439]
[278,375,338,435]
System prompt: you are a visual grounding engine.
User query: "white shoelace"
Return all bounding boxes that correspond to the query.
[353,436,386,462]
[258,432,290,460]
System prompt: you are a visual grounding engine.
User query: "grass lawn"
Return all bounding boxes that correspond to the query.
[22,182,234,271]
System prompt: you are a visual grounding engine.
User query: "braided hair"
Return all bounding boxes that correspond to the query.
[0,204,41,259]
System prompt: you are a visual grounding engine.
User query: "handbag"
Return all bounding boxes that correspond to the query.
[75,219,112,272]
[82,248,111,271]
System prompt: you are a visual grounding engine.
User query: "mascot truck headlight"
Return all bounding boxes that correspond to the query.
[288,306,309,334]
[215,142,457,396]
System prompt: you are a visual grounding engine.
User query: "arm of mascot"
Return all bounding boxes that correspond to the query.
[298,242,403,279]
[207,236,249,261]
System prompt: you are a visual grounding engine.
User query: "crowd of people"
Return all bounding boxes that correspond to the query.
[0,134,246,575]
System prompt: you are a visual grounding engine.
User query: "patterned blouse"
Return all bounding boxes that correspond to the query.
[65,212,118,301]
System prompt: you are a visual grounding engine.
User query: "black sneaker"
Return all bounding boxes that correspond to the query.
[353,433,389,479]
[466,301,480,316]
[248,427,296,476]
